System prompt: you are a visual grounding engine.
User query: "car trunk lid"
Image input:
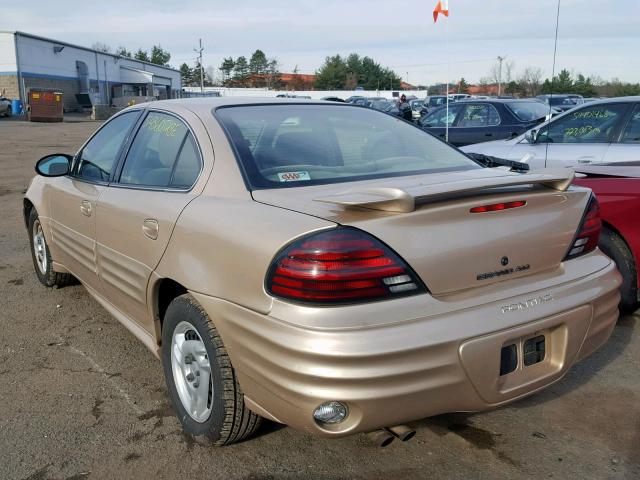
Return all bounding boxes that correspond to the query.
[253,168,590,295]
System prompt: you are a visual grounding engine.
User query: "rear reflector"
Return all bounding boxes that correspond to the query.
[470,200,526,213]
[266,227,425,304]
[564,194,601,261]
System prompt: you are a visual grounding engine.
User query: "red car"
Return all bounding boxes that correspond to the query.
[574,165,640,312]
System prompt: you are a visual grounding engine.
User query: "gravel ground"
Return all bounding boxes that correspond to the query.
[0,119,638,480]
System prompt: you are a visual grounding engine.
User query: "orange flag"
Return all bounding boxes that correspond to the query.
[433,0,449,22]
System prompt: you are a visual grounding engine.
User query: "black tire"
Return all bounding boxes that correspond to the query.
[161,294,261,446]
[599,227,639,313]
[28,208,74,288]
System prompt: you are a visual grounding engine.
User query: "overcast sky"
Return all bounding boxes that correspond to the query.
[2,0,639,85]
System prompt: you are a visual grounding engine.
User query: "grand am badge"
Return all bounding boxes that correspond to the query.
[476,263,530,281]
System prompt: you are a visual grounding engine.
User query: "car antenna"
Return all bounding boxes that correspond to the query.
[545,0,561,169]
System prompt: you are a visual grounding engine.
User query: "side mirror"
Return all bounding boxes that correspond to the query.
[35,154,72,177]
[524,129,538,144]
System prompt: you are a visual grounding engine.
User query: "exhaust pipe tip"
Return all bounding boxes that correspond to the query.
[367,429,395,447]
[385,425,416,442]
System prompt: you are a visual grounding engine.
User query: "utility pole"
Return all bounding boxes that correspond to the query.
[194,39,204,93]
[496,55,506,96]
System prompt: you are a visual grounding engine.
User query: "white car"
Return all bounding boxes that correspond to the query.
[461,97,640,169]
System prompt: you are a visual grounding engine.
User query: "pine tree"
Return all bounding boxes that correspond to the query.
[234,56,249,83]
[134,49,150,62]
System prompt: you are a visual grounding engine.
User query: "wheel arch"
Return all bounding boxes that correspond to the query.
[601,220,636,266]
[23,198,35,229]
[151,277,188,344]
[600,220,639,298]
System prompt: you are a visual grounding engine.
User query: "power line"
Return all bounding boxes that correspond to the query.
[280,57,496,74]
[389,57,496,69]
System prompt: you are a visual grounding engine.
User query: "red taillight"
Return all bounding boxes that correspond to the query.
[470,201,527,213]
[266,227,425,304]
[564,195,601,260]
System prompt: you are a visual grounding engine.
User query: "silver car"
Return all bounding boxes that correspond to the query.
[461,97,640,169]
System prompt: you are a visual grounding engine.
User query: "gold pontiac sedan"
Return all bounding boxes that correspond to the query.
[24,98,621,446]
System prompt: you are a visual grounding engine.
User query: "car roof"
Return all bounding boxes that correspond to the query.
[138,97,336,117]
[456,98,540,104]
[576,96,640,105]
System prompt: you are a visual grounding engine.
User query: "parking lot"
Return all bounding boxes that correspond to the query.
[0,119,639,480]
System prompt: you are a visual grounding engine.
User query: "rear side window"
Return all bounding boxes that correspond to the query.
[76,111,139,182]
[119,112,201,188]
[216,104,479,189]
[458,104,500,127]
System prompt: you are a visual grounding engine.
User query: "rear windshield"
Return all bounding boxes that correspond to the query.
[506,101,551,122]
[215,104,480,189]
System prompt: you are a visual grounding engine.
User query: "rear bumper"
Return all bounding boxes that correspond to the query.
[191,254,621,437]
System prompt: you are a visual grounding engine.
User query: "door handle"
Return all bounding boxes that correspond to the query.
[142,219,159,240]
[484,133,493,137]
[577,157,595,164]
[80,200,92,217]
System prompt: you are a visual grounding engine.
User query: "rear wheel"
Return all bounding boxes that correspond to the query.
[599,227,639,313]
[161,294,261,446]
[28,209,73,287]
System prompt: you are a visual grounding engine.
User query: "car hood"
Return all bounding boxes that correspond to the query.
[460,136,523,156]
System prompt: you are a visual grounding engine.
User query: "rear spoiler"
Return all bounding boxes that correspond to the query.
[314,168,575,213]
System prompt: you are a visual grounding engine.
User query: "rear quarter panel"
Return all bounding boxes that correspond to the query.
[573,177,640,288]
[153,107,336,314]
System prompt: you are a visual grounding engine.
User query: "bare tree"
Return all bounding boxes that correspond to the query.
[504,60,515,84]
[488,59,515,93]
[518,67,544,97]
[206,66,219,86]
[92,42,112,53]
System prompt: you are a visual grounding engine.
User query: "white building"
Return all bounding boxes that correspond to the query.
[0,31,182,110]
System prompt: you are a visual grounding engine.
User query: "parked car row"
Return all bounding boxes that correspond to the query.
[461,96,640,167]
[25,97,628,448]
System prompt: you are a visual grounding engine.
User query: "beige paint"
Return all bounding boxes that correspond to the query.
[25,98,622,438]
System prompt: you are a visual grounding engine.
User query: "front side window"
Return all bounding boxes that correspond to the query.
[537,103,627,144]
[75,111,139,181]
[457,104,501,127]
[422,104,463,127]
[621,105,640,143]
[216,104,480,189]
[119,112,201,188]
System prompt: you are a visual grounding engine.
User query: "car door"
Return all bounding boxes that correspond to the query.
[602,103,640,164]
[453,103,503,146]
[48,111,141,291]
[95,109,209,331]
[505,102,630,169]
